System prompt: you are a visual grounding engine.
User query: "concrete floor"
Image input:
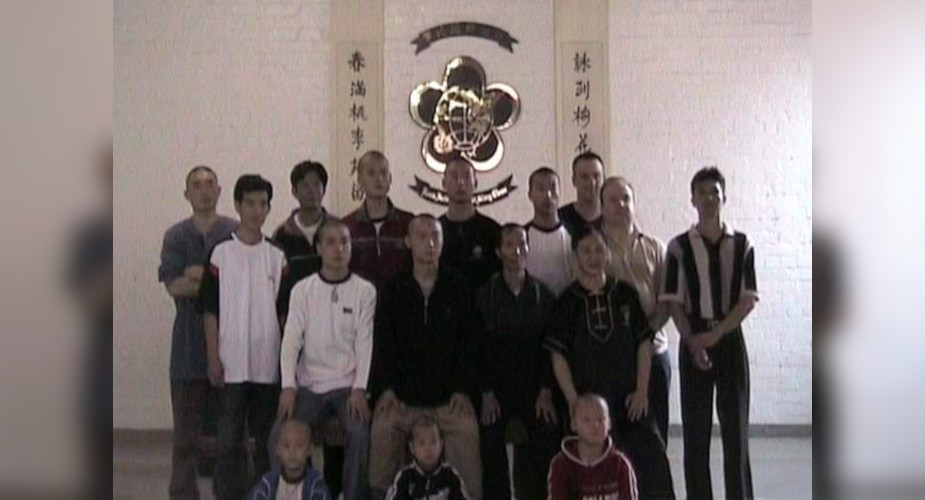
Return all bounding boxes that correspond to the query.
[114,435,812,499]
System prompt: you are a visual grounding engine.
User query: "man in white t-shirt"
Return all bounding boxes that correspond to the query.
[524,167,575,296]
[277,218,376,500]
[199,174,291,500]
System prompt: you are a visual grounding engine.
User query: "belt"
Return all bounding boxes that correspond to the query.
[688,315,722,333]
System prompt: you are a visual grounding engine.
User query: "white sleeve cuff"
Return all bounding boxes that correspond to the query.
[659,293,684,304]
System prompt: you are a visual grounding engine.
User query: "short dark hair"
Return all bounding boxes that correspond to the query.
[409,415,444,443]
[312,217,348,248]
[498,223,527,248]
[357,150,388,176]
[233,174,273,203]
[690,166,726,195]
[572,151,605,172]
[185,165,217,188]
[528,167,559,191]
[571,225,605,252]
[600,176,635,205]
[290,160,329,190]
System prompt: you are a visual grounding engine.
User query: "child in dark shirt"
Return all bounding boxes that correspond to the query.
[385,416,470,500]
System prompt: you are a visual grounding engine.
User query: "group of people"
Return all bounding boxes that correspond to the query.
[160,150,759,500]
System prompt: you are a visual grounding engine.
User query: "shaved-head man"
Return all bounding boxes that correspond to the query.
[369,214,485,499]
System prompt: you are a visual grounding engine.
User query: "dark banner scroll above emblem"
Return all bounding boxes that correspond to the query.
[411,22,518,55]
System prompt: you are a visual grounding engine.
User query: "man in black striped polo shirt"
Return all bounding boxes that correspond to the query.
[660,167,759,500]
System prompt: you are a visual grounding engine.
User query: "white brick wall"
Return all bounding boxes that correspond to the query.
[114,0,811,428]
[114,0,334,428]
[605,0,812,425]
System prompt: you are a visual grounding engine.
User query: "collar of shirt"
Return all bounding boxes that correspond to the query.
[526,220,565,233]
[354,198,398,223]
[572,276,617,298]
[231,230,268,246]
[318,271,352,286]
[561,436,616,467]
[490,272,538,298]
[688,222,735,242]
[283,208,328,238]
[412,460,446,478]
[602,224,646,254]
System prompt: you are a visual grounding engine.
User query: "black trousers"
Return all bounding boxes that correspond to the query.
[649,350,672,447]
[169,381,210,500]
[480,400,562,500]
[324,446,345,498]
[814,366,831,500]
[213,383,279,500]
[680,329,753,500]
[198,385,222,476]
[604,404,676,500]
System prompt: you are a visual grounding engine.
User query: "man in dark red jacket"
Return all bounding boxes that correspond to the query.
[343,151,413,291]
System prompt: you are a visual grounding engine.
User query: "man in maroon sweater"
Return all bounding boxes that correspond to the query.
[343,150,413,291]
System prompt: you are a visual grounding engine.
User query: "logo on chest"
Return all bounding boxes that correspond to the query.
[619,304,631,329]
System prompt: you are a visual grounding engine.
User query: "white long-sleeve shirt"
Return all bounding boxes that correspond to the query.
[281,273,377,393]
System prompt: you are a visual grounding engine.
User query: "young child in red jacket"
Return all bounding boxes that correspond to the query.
[548,394,639,500]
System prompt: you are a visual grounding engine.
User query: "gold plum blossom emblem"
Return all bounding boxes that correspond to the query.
[409,56,521,173]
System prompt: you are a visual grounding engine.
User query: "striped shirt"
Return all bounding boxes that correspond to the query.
[660,224,759,325]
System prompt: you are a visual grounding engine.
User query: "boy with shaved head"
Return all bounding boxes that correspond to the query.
[548,394,639,500]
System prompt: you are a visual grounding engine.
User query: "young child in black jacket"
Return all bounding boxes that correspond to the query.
[385,416,469,500]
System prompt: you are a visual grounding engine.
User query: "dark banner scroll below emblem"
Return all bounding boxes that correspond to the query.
[411,22,518,55]
[409,175,516,207]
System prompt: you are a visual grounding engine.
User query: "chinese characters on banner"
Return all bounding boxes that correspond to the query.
[558,41,606,171]
[335,42,382,205]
